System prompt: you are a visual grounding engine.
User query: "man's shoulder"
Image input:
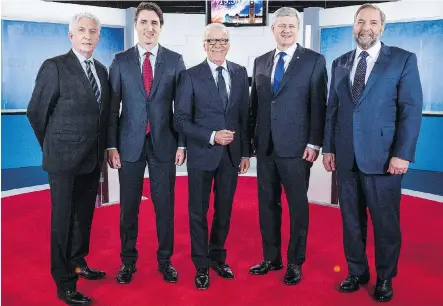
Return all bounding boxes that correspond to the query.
[385,45,414,58]
[227,60,246,72]
[113,47,135,60]
[255,50,274,62]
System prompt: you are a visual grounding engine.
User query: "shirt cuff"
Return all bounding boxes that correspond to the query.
[177,147,186,150]
[106,147,117,150]
[307,144,320,151]
[241,157,250,159]
[209,131,216,145]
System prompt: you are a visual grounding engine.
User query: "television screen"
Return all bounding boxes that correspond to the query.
[207,0,267,27]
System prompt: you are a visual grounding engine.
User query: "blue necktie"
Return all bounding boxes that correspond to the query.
[216,66,228,110]
[352,51,369,102]
[273,52,286,94]
[85,60,101,104]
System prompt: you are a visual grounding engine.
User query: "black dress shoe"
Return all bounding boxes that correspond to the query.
[194,268,210,290]
[57,289,91,305]
[158,263,178,283]
[339,274,370,292]
[249,260,283,275]
[284,264,302,285]
[211,262,234,279]
[76,266,106,280]
[116,264,137,284]
[373,278,393,302]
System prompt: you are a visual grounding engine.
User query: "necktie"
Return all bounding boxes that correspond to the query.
[273,52,286,94]
[216,66,228,110]
[143,51,153,134]
[352,51,369,102]
[85,60,101,103]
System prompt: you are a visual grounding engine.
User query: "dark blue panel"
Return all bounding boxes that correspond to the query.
[1,20,124,110]
[1,166,48,191]
[1,114,42,169]
[321,19,443,112]
[402,169,443,196]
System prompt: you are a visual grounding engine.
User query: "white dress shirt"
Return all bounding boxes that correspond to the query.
[271,43,320,151]
[72,48,101,90]
[350,40,382,85]
[137,43,159,77]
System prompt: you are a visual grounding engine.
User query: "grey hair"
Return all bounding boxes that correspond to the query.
[68,12,101,33]
[354,3,386,27]
[203,23,230,41]
[272,7,301,28]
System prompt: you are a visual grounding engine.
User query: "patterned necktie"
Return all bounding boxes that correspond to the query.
[85,60,101,103]
[216,66,228,110]
[352,51,369,102]
[142,51,153,134]
[273,51,286,94]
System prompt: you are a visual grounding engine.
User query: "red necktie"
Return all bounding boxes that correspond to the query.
[142,51,153,134]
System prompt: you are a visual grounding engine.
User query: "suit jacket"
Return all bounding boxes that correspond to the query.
[323,43,423,174]
[249,44,328,158]
[174,60,250,171]
[27,50,110,175]
[108,44,186,162]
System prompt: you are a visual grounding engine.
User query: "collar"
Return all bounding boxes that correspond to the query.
[206,58,228,72]
[137,43,159,57]
[72,48,94,65]
[356,40,381,59]
[275,43,297,59]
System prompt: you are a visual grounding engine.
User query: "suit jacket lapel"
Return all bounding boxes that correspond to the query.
[345,49,356,100]
[275,44,305,97]
[94,60,107,112]
[149,44,165,100]
[129,46,148,100]
[66,50,96,103]
[265,50,275,95]
[226,61,238,113]
[200,61,224,108]
[357,43,390,105]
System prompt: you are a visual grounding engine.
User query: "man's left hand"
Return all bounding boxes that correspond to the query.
[302,147,319,162]
[175,149,186,166]
[239,158,250,174]
[388,157,409,175]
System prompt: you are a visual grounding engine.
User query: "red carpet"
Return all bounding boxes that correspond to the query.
[2,176,443,305]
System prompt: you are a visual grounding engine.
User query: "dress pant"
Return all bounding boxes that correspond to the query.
[256,136,311,265]
[188,148,239,269]
[337,167,402,279]
[48,166,100,290]
[119,134,176,266]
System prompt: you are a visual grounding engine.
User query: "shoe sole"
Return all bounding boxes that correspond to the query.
[249,265,284,275]
[338,278,370,293]
[210,266,234,279]
[78,274,106,280]
[284,278,301,286]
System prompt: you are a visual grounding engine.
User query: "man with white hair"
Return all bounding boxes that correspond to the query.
[27,12,109,305]
[249,7,328,285]
[174,23,250,290]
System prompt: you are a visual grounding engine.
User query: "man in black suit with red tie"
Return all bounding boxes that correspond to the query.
[107,2,186,284]
[27,12,108,305]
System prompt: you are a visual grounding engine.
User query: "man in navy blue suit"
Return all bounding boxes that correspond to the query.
[174,23,250,290]
[107,2,186,285]
[323,4,423,302]
[248,7,328,286]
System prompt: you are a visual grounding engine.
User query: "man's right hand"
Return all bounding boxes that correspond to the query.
[107,149,122,169]
[322,153,336,172]
[215,130,235,146]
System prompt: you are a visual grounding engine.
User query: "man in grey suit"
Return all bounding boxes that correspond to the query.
[323,4,422,302]
[249,7,328,285]
[174,23,250,290]
[107,2,186,284]
[27,12,108,305]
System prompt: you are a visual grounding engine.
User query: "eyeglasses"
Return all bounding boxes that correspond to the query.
[205,39,229,45]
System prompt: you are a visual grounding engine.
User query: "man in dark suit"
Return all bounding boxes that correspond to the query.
[27,12,108,305]
[174,23,250,290]
[107,2,186,284]
[323,4,422,302]
[248,7,328,285]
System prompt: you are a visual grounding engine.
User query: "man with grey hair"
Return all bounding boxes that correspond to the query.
[174,22,250,290]
[27,12,109,305]
[249,7,328,285]
[323,3,422,302]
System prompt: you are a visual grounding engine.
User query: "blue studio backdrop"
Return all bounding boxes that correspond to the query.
[1,20,124,191]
